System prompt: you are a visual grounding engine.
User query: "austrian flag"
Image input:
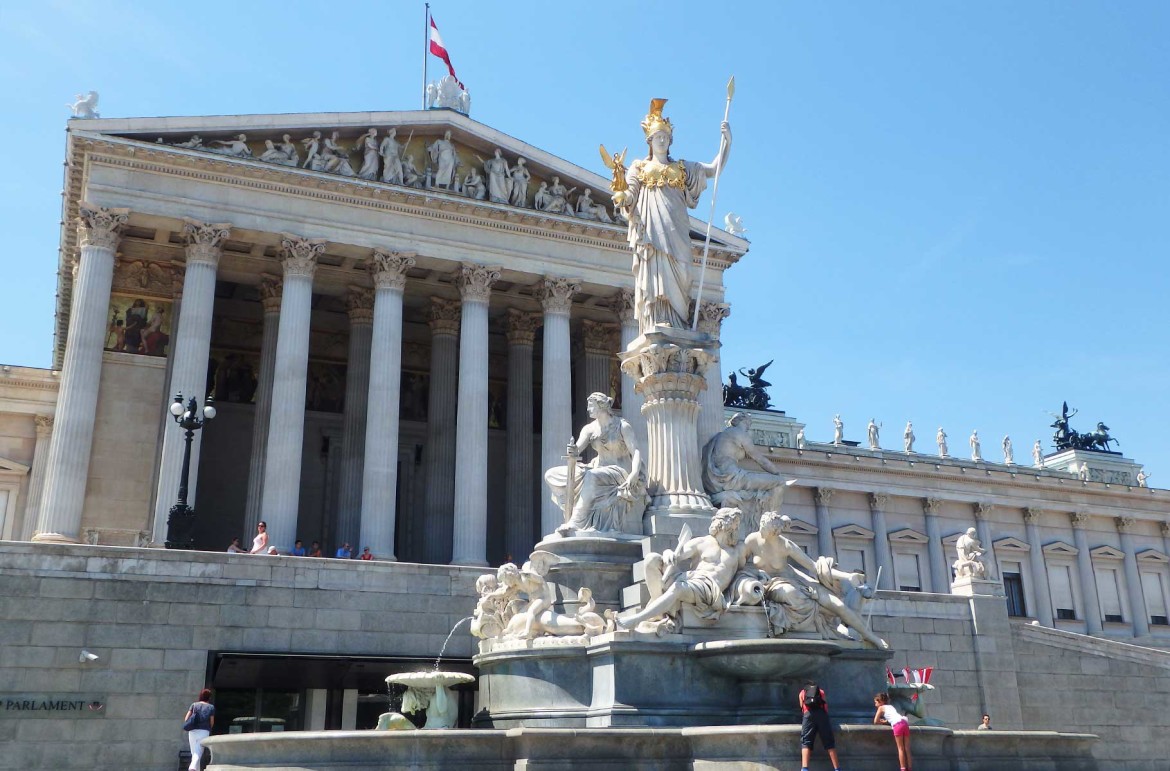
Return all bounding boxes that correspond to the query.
[429,16,463,90]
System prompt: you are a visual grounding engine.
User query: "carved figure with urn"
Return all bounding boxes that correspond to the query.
[702,412,797,531]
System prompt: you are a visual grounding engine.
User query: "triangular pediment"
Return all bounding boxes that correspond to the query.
[1089,545,1125,561]
[833,524,874,541]
[993,537,1032,553]
[1043,540,1078,557]
[784,518,818,536]
[888,528,929,545]
[1137,549,1170,564]
[0,456,30,474]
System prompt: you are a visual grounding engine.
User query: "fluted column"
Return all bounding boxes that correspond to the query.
[1023,508,1054,626]
[611,290,645,452]
[538,277,579,537]
[243,276,282,538]
[813,487,835,560]
[359,250,415,561]
[1071,511,1103,634]
[579,319,617,404]
[35,203,128,543]
[1163,522,1170,567]
[451,264,501,566]
[151,220,230,543]
[973,502,1000,580]
[20,416,54,540]
[1117,517,1150,638]
[421,298,461,563]
[259,234,324,550]
[696,301,731,452]
[869,492,894,589]
[504,308,540,562]
[336,287,374,552]
[923,497,949,593]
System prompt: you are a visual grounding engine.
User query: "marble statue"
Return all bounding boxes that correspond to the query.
[427,130,458,189]
[544,392,647,537]
[471,553,606,641]
[611,99,731,334]
[952,527,987,579]
[731,512,887,649]
[575,188,613,223]
[1032,440,1043,467]
[937,427,948,457]
[702,412,797,531]
[867,419,881,451]
[533,181,550,210]
[1002,435,1014,465]
[969,430,982,461]
[795,427,806,450]
[321,131,355,176]
[173,135,204,150]
[259,135,299,167]
[402,154,423,188]
[379,129,404,184]
[67,91,100,119]
[302,131,323,169]
[355,128,380,180]
[483,149,511,203]
[463,167,486,200]
[543,176,576,215]
[428,74,470,114]
[614,508,744,634]
[1078,462,1090,482]
[209,134,252,158]
[904,421,915,453]
[1136,469,1149,488]
[508,158,530,207]
[724,212,745,236]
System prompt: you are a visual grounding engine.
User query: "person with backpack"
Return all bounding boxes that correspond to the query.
[799,681,842,771]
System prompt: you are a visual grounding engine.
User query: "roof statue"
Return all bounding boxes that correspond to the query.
[1049,401,1120,453]
[67,91,100,119]
[724,360,773,411]
[426,74,471,114]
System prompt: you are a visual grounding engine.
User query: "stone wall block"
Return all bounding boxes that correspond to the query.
[104,694,160,719]
[110,647,164,671]
[246,586,296,607]
[7,668,81,691]
[0,575,42,596]
[94,581,150,602]
[267,606,307,628]
[139,624,194,649]
[163,648,207,672]
[38,577,95,599]
[290,629,339,651]
[166,603,221,627]
[317,569,362,591]
[30,622,86,647]
[0,645,56,668]
[220,603,265,627]
[131,669,190,694]
[194,626,241,650]
[85,623,141,647]
[242,627,292,650]
[315,608,364,631]
[114,601,170,625]
[902,617,936,634]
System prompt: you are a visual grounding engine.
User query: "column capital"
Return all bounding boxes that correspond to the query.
[505,308,541,347]
[1161,521,1170,538]
[869,492,888,511]
[1116,516,1137,534]
[369,248,416,290]
[537,276,581,315]
[1023,507,1043,524]
[34,415,54,434]
[456,263,501,302]
[182,219,231,267]
[814,487,834,506]
[694,301,732,337]
[259,274,283,313]
[428,297,461,336]
[974,502,996,519]
[1070,510,1092,529]
[345,286,375,324]
[609,289,635,324]
[77,202,129,251]
[923,497,943,515]
[279,233,325,278]
[580,319,618,356]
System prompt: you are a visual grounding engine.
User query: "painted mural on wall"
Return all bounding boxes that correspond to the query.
[104,296,172,357]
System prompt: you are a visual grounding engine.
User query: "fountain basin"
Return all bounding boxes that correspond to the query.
[690,638,841,680]
[386,671,474,729]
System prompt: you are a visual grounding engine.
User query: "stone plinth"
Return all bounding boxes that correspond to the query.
[535,535,643,616]
[722,406,805,450]
[1041,448,1143,486]
[619,330,717,532]
[951,575,1006,597]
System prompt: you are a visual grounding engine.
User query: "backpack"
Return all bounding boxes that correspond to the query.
[803,684,825,710]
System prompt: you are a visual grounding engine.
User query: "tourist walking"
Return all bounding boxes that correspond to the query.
[182,688,215,770]
[873,692,912,770]
[799,681,842,771]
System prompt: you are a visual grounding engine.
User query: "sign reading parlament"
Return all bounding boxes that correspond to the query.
[1,694,107,718]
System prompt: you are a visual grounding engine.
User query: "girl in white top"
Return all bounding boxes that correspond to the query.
[873,692,912,771]
[249,521,269,554]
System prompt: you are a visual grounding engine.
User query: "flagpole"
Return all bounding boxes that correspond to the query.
[422,3,430,109]
[691,76,735,330]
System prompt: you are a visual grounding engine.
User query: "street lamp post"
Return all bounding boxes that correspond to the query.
[164,393,216,549]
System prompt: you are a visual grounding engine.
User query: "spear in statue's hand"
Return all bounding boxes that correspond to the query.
[691,76,735,331]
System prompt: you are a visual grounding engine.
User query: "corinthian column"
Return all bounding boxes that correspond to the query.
[259,235,324,550]
[813,487,835,560]
[611,290,645,451]
[336,287,374,552]
[577,319,617,413]
[452,264,501,566]
[1023,508,1054,626]
[1116,517,1150,638]
[35,203,128,543]
[869,492,893,589]
[420,298,460,563]
[243,276,282,538]
[20,416,54,540]
[359,249,415,561]
[923,497,949,593]
[973,502,1000,580]
[504,308,540,562]
[538,277,579,537]
[1070,511,1103,634]
[696,301,731,452]
[151,219,230,544]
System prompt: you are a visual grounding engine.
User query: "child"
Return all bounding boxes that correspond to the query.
[873,692,911,771]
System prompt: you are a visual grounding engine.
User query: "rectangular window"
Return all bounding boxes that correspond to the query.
[895,552,922,592]
[1141,571,1168,625]
[1096,567,1124,623]
[839,548,866,575]
[1004,572,1027,617]
[1048,563,1076,621]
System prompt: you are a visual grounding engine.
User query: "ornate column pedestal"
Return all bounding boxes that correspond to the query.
[619,330,716,535]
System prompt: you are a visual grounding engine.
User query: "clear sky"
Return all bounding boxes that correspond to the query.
[1,1,1166,479]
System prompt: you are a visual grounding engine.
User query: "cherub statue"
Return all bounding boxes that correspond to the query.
[599,144,629,194]
[952,527,987,579]
[472,552,607,642]
[67,91,100,119]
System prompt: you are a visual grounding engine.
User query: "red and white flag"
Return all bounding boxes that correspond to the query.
[429,15,463,90]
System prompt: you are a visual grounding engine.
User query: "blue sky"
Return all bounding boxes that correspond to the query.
[0,1,1166,478]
